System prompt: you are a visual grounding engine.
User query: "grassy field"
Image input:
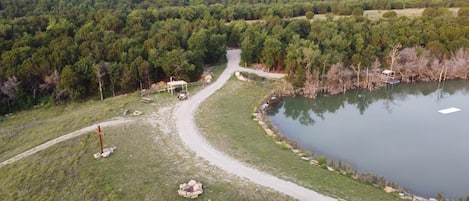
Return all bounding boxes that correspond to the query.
[196,76,401,201]
[0,63,226,163]
[0,120,292,200]
[0,65,295,200]
[0,92,161,162]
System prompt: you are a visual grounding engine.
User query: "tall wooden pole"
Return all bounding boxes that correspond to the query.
[96,125,104,154]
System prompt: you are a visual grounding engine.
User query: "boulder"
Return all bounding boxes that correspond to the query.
[384,186,398,193]
[264,128,275,137]
[93,146,116,159]
[178,180,203,199]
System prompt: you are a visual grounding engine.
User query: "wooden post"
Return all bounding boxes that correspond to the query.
[96,125,104,154]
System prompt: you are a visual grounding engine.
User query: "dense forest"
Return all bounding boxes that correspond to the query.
[240,8,469,97]
[1,0,469,114]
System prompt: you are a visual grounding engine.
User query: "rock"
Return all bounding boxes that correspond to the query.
[132,111,143,116]
[301,157,309,161]
[310,160,318,165]
[93,153,101,159]
[123,109,129,116]
[265,128,275,137]
[327,166,334,172]
[178,180,203,199]
[292,149,300,154]
[384,186,398,193]
[284,143,293,149]
[235,71,248,81]
[429,198,437,201]
[141,97,153,103]
[413,196,427,201]
[94,146,116,159]
[258,120,266,127]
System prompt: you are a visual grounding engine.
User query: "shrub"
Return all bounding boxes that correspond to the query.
[382,11,397,18]
[305,11,314,19]
[317,156,327,166]
[352,7,364,16]
[458,7,469,17]
[422,7,451,18]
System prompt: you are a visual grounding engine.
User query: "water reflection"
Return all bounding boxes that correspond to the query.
[267,80,469,198]
[268,80,469,126]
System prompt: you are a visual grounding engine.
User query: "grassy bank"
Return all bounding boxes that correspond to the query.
[196,76,401,200]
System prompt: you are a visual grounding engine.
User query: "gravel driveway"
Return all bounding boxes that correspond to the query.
[174,49,336,201]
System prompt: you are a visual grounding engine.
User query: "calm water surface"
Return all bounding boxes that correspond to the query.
[267,80,469,199]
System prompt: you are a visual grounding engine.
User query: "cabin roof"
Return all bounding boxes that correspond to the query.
[167,80,187,86]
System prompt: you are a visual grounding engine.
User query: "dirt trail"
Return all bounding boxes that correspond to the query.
[0,118,132,168]
[174,49,336,201]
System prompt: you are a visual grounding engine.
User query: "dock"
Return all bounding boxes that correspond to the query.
[384,78,400,85]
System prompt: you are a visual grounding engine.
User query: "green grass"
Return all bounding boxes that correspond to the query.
[196,76,401,200]
[0,121,292,200]
[0,92,172,162]
[0,66,295,200]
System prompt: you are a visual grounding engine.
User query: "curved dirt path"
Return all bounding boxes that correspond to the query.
[174,49,336,201]
[0,118,132,168]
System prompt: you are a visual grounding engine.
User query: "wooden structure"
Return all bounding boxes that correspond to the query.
[382,70,400,85]
[167,80,188,95]
[95,125,104,154]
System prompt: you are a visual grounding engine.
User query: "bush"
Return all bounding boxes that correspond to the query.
[458,7,469,17]
[305,11,314,19]
[382,11,397,18]
[351,7,364,16]
[317,156,327,166]
[422,7,451,18]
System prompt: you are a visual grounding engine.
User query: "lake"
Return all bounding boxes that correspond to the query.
[267,80,469,199]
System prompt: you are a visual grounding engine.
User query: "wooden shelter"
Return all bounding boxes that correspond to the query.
[382,70,400,85]
[167,80,188,95]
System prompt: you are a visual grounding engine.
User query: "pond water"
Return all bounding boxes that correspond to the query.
[267,80,469,199]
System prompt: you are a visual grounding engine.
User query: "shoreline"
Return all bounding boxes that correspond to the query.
[252,83,458,201]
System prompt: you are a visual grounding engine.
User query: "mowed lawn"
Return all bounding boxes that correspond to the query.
[196,75,401,201]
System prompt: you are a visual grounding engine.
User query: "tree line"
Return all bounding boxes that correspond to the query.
[238,7,469,97]
[0,9,227,114]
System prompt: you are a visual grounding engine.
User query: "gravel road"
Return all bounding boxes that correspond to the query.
[174,49,336,201]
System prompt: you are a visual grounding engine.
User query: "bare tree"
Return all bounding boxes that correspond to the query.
[95,64,105,101]
[367,59,385,90]
[445,48,469,79]
[389,43,402,72]
[40,70,60,94]
[1,76,20,113]
[326,63,354,94]
[351,62,361,88]
[397,47,419,82]
[303,69,323,99]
